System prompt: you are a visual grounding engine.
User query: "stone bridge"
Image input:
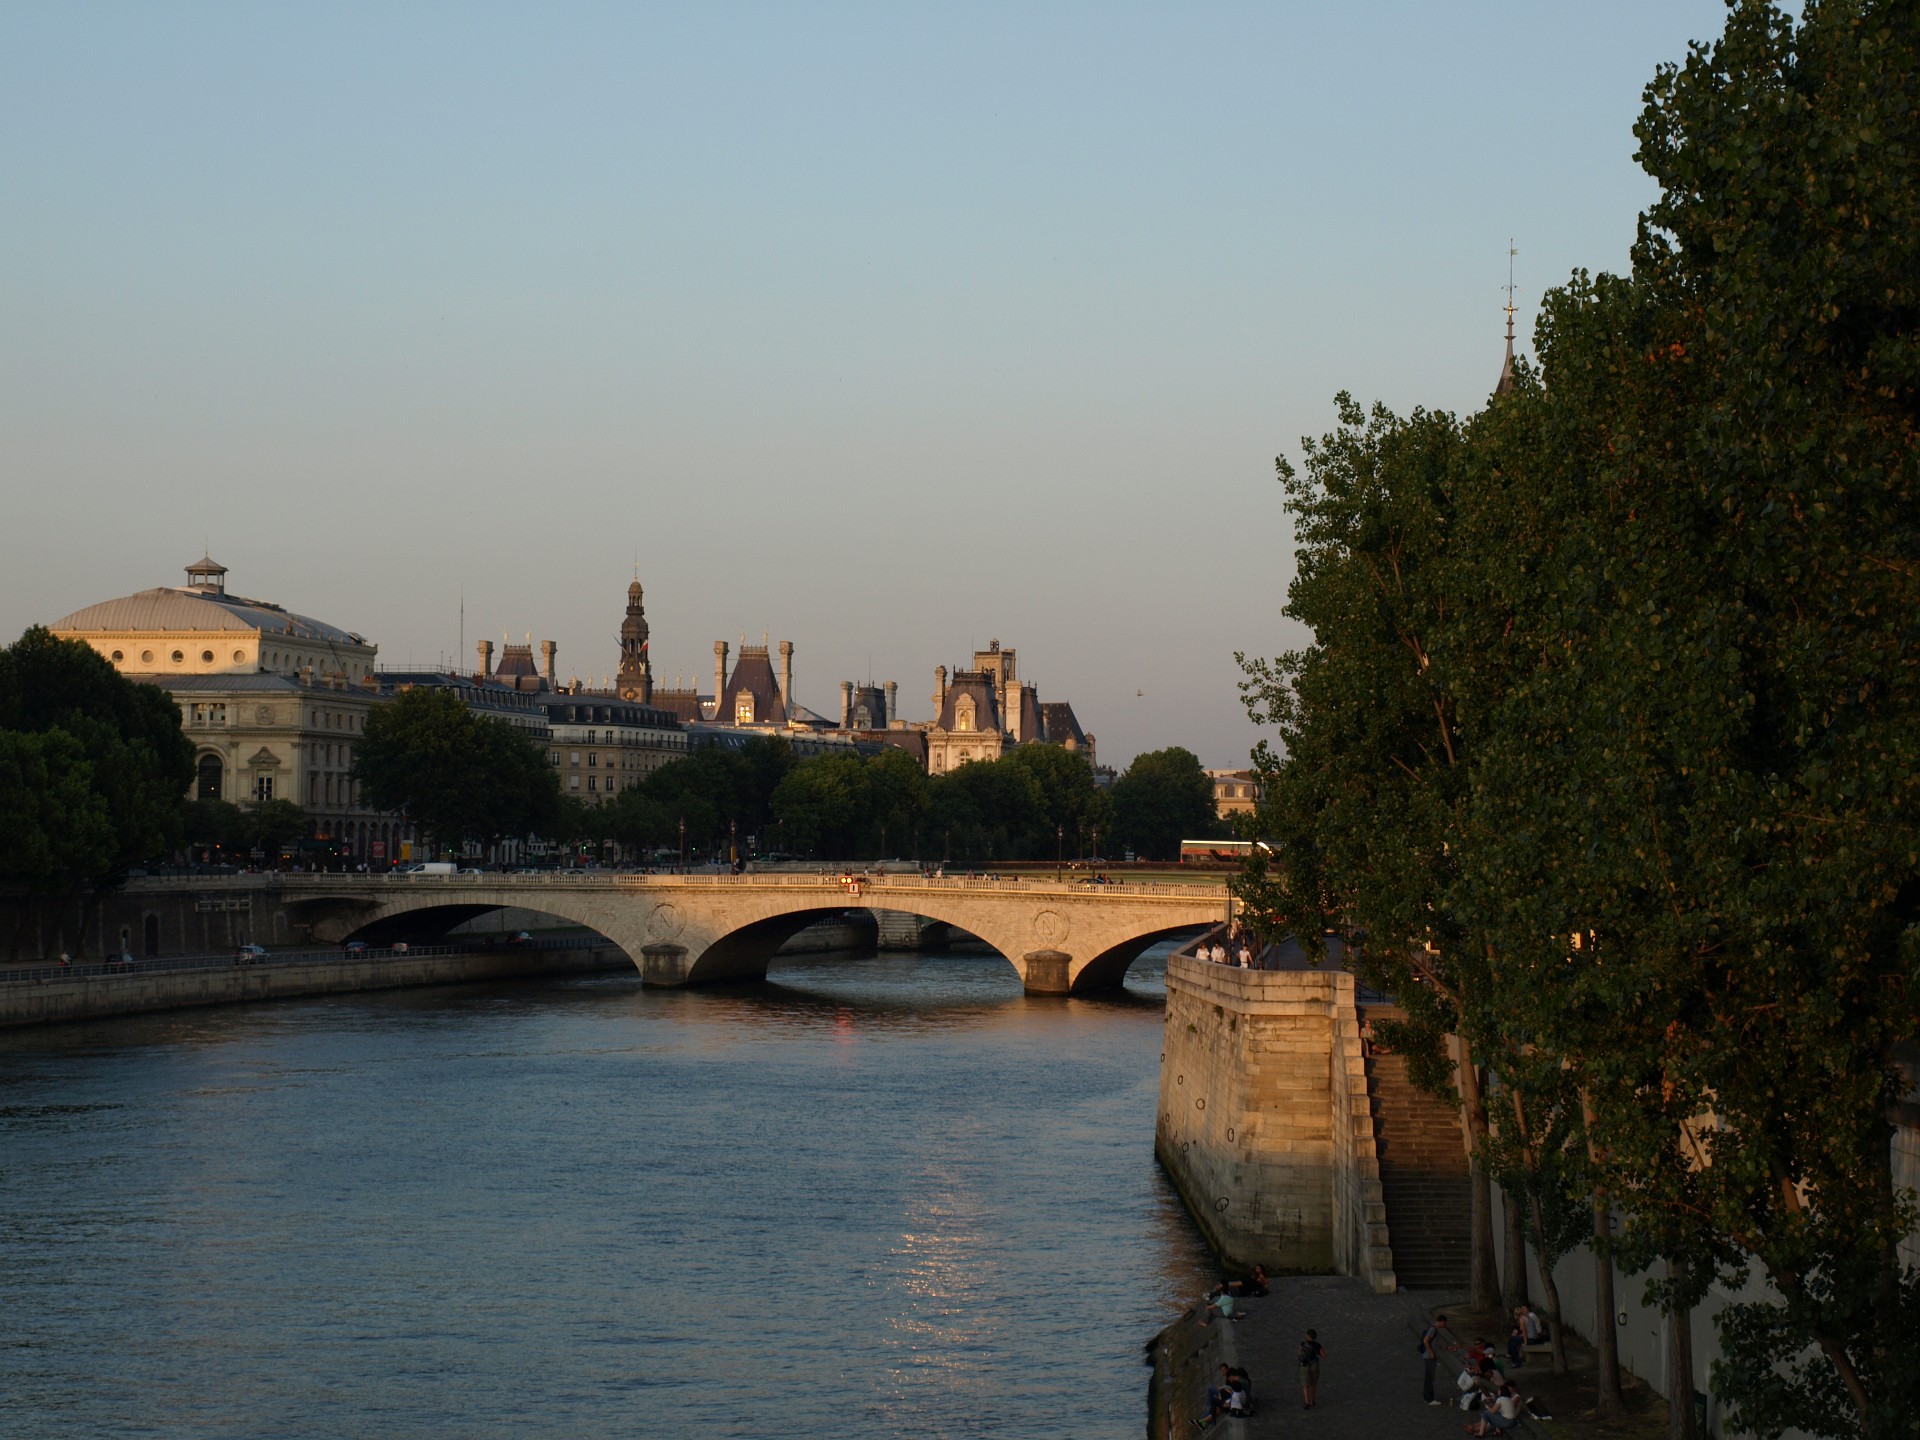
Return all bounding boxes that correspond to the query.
[268,872,1227,994]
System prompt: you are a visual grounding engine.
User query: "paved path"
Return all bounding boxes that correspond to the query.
[1182,1278,1481,1439]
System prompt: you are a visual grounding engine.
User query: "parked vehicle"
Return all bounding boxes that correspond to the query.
[506,931,534,946]
[234,944,269,965]
[341,941,369,955]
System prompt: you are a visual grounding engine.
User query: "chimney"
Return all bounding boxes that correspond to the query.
[540,640,557,690]
[934,664,947,714]
[840,680,854,729]
[884,680,897,727]
[714,641,729,715]
[477,639,494,679]
[778,640,793,711]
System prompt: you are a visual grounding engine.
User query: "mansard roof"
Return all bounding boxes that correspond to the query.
[935,670,1003,733]
[719,645,787,725]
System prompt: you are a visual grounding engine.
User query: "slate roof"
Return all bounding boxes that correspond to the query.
[719,645,787,726]
[1039,701,1087,746]
[53,586,369,646]
[935,671,1003,733]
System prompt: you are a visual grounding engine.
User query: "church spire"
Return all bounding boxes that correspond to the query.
[1495,239,1517,396]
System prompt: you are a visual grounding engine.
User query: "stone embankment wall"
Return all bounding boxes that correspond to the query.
[0,946,630,1029]
[1155,953,1393,1290]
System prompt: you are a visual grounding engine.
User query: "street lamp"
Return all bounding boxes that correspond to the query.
[679,815,687,874]
[1056,823,1063,883]
[729,818,738,874]
[1091,823,1100,866]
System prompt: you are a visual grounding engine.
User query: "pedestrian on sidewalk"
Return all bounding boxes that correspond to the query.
[1298,1328,1325,1409]
[1421,1314,1450,1404]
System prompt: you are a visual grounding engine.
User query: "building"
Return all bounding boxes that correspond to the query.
[50,557,405,861]
[1207,768,1261,820]
[919,640,1096,775]
[546,696,687,803]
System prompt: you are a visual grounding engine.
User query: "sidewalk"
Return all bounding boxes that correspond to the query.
[1154,1277,1667,1440]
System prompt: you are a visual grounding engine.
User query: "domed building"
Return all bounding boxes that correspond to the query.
[51,558,406,864]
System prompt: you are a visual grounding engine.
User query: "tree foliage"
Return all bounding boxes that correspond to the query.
[0,627,193,886]
[1107,746,1219,861]
[352,687,561,851]
[1236,4,1920,1433]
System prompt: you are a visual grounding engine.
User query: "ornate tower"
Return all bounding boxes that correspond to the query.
[615,579,652,703]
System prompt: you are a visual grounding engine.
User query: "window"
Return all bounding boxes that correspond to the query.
[254,775,275,802]
[196,754,222,800]
[569,775,580,791]
[210,704,226,725]
[588,776,598,791]
[955,696,976,732]
[735,695,755,724]
[141,650,153,664]
[569,751,580,765]
[111,649,124,662]
[233,649,245,663]
[171,650,183,664]
[606,778,617,793]
[549,752,559,766]
[201,650,213,663]
[587,753,597,767]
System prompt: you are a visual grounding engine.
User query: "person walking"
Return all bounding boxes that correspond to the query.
[1421,1314,1449,1405]
[1298,1328,1325,1409]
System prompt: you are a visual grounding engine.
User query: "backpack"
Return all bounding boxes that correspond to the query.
[1299,1341,1314,1365]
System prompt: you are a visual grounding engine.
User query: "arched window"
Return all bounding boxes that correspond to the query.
[735,694,755,724]
[196,753,223,801]
[955,697,976,732]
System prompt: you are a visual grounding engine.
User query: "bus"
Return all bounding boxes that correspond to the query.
[1178,839,1271,865]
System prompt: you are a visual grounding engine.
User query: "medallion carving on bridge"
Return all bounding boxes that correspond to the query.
[646,902,684,941]
[1031,909,1067,946]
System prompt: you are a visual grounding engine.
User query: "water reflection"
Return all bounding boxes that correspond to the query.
[0,947,1209,1439]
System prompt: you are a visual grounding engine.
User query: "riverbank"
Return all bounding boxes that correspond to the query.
[0,943,632,1028]
[1148,1277,1668,1440]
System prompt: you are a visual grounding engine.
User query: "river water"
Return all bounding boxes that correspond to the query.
[0,949,1211,1438]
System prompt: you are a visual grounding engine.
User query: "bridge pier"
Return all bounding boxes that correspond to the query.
[1022,949,1073,995]
[640,944,692,987]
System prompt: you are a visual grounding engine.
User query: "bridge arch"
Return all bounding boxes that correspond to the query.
[279,876,1228,997]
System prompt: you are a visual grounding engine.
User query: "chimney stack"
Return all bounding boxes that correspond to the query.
[778,640,794,711]
[477,639,494,679]
[934,665,948,714]
[714,641,729,716]
[884,680,897,727]
[540,640,557,690]
[840,680,854,729]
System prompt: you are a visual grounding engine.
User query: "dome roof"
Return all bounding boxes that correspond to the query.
[51,586,369,646]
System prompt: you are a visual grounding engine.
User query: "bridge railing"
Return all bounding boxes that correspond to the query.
[255,871,1220,899]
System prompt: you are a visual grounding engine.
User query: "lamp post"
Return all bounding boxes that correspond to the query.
[1056,823,1063,883]
[678,815,687,874]
[729,818,738,874]
[1091,823,1100,866]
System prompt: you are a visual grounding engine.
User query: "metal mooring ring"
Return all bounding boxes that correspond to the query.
[1226,1127,1235,1142]
[1195,1097,1206,1111]
[1181,1141,1190,1154]
[1176,1074,1184,1086]
[1215,1197,1230,1213]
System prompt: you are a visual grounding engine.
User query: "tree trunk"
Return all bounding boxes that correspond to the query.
[1527,1187,1571,1375]
[1456,1038,1501,1312]
[1503,1185,1530,1311]
[1593,1197,1625,1417]
[1666,1255,1698,1440]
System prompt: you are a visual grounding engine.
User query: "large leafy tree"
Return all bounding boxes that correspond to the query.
[1001,742,1111,857]
[1108,746,1218,862]
[926,756,1045,863]
[0,626,193,878]
[353,687,561,851]
[1457,4,1920,1434]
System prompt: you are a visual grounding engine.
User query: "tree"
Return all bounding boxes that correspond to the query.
[0,729,116,891]
[926,756,1045,863]
[1455,5,1920,1433]
[0,626,193,875]
[1001,743,1111,857]
[1108,747,1217,862]
[771,753,870,858]
[353,687,561,852]
[244,799,311,858]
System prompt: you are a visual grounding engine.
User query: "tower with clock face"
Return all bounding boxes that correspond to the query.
[615,578,652,703]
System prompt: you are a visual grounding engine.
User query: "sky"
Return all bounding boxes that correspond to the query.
[0,1,1736,769]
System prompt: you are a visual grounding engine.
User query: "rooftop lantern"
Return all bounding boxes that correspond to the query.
[185,555,228,594]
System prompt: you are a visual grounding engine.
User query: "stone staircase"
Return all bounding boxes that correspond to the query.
[1364,1014,1472,1289]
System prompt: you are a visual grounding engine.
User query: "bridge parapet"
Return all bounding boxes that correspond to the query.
[106,872,1228,995]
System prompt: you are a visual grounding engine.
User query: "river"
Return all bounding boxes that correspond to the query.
[0,947,1212,1438]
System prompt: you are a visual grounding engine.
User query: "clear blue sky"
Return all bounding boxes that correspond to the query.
[0,1,1733,768]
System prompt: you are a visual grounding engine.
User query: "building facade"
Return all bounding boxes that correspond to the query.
[919,640,1095,775]
[50,557,406,861]
[546,697,688,803]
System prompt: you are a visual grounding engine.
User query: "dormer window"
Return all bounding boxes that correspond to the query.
[735,694,755,724]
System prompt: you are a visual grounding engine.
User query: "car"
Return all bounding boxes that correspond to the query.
[505,931,534,946]
[234,944,269,965]
[390,941,410,954]
[341,941,369,955]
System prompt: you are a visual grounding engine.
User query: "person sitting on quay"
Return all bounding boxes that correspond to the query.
[1201,1284,1238,1325]
[1197,1369,1251,1428]
[1225,1264,1269,1299]
[1465,1383,1523,1437]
